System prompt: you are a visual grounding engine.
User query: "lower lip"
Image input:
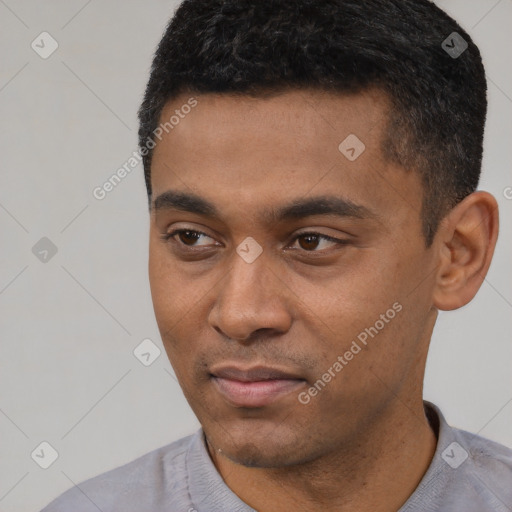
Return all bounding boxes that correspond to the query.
[212,376,305,408]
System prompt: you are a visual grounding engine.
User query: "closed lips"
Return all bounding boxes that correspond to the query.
[210,365,305,382]
[210,365,306,408]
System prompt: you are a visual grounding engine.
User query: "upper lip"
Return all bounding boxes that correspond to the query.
[210,365,304,382]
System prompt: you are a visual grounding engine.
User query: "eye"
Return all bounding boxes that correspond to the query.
[289,232,348,252]
[162,228,216,248]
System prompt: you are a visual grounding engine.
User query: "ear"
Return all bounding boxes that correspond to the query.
[432,191,499,311]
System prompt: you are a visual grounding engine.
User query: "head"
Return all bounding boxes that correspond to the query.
[140,0,498,467]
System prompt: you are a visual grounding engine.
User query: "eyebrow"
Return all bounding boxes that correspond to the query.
[152,190,378,224]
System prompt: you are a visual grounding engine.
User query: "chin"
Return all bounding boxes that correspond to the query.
[223,443,304,468]
[205,423,321,469]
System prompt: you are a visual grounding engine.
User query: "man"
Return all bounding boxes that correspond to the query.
[41,0,512,511]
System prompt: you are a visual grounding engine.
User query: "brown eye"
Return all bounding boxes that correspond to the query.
[177,230,202,246]
[297,234,321,251]
[292,232,345,252]
[163,229,215,248]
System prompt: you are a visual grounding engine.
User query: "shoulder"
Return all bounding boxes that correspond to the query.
[455,425,512,505]
[39,431,198,512]
[401,402,512,512]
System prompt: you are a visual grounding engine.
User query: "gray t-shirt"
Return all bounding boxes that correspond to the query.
[40,401,512,511]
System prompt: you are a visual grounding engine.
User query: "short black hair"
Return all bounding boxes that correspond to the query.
[138,0,487,246]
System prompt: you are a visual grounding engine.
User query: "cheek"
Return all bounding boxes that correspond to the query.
[295,256,399,335]
[292,254,419,387]
[148,256,195,382]
[149,237,197,311]
[148,242,218,368]
[148,242,193,344]
[149,248,173,321]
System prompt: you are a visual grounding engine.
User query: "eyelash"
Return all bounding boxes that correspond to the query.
[160,228,348,253]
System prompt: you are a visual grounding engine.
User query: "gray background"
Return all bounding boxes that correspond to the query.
[0,1,510,511]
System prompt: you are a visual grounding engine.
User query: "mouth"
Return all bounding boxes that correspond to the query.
[209,365,307,408]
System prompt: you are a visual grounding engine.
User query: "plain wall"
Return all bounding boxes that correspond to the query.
[0,1,510,511]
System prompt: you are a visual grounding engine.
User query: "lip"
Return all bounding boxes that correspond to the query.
[210,365,306,408]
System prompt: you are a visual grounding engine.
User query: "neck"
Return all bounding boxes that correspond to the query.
[207,397,437,512]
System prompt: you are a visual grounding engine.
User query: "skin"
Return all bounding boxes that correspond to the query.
[148,88,499,512]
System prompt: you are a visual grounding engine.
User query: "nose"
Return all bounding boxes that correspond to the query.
[208,250,292,343]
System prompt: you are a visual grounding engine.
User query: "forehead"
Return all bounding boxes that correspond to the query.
[154,88,390,165]
[149,88,419,228]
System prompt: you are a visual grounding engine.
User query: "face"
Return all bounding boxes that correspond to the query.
[148,88,438,468]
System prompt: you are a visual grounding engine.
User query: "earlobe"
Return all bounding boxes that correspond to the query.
[432,191,499,311]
